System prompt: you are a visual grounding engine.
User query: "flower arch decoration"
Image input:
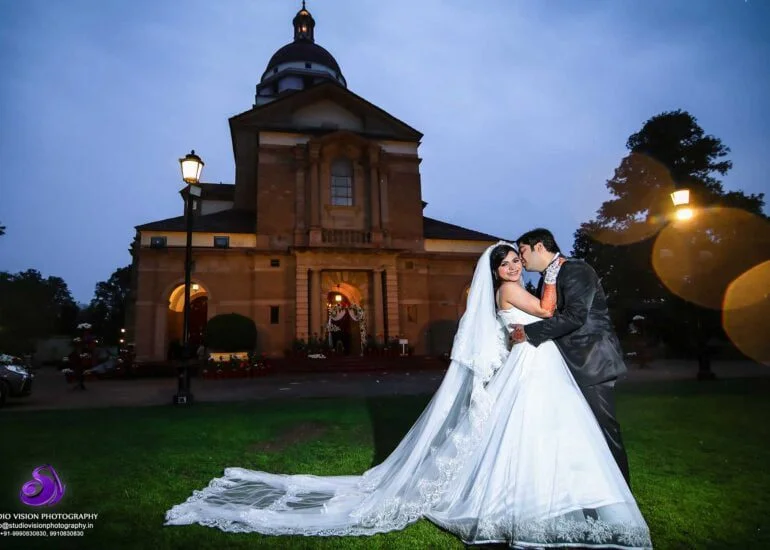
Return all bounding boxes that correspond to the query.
[326,303,367,356]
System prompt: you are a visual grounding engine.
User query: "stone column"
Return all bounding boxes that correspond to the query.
[385,269,400,340]
[310,269,321,337]
[368,146,382,233]
[294,146,307,246]
[309,144,322,245]
[379,171,390,245]
[373,269,385,343]
[295,263,309,339]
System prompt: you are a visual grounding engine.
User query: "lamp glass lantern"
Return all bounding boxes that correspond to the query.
[671,188,693,221]
[670,189,690,207]
[179,150,204,185]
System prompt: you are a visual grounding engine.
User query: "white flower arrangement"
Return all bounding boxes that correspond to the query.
[77,323,92,330]
[62,368,74,374]
[0,353,17,364]
[308,353,326,359]
[73,337,82,343]
[326,303,368,356]
[632,315,646,321]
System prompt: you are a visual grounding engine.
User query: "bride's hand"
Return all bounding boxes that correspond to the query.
[508,324,527,344]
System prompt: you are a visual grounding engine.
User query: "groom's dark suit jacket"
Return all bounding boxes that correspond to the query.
[524,259,627,387]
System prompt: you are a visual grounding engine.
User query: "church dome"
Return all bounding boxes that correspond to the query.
[255,2,346,105]
[263,41,341,79]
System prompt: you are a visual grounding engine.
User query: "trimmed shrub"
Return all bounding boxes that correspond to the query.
[204,313,257,352]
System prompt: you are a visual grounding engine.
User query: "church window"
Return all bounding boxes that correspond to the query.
[330,158,353,206]
[150,236,167,248]
[270,306,280,324]
[305,62,312,69]
[213,236,229,248]
[270,259,280,267]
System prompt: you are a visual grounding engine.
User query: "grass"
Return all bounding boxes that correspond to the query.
[2,378,770,549]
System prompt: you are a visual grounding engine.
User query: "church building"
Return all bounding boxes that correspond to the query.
[131,4,501,361]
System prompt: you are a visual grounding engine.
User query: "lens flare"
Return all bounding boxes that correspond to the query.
[652,207,770,310]
[675,207,694,221]
[722,261,770,366]
[583,221,664,247]
[586,153,682,246]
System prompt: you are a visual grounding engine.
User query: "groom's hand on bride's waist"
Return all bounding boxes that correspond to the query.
[508,324,527,344]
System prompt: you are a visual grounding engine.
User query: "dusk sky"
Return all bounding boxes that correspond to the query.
[1,0,768,303]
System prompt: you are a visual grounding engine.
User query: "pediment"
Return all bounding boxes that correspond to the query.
[308,130,379,161]
[292,100,363,132]
[230,82,422,142]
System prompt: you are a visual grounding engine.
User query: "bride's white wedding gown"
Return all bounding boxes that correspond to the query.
[165,305,652,548]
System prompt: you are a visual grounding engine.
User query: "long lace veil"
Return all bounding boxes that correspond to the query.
[451,241,513,382]
[165,242,513,536]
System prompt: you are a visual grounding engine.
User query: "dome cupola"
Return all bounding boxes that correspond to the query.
[255,2,346,105]
[292,1,315,41]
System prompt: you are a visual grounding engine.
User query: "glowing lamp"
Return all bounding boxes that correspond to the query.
[179,150,204,185]
[670,189,690,207]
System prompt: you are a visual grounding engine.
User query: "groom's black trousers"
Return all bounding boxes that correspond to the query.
[579,380,631,486]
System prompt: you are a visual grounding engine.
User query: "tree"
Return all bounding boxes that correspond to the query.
[0,269,79,355]
[80,265,132,344]
[0,223,5,236]
[573,110,768,373]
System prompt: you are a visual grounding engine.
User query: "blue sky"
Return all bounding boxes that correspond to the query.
[1,0,768,303]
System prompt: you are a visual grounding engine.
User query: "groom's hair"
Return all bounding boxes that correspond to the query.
[517,228,561,254]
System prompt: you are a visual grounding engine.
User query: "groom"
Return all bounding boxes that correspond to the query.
[509,228,631,485]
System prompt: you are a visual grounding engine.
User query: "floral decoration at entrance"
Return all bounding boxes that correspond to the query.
[326,303,367,356]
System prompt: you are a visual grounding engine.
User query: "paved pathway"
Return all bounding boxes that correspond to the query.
[3,359,768,413]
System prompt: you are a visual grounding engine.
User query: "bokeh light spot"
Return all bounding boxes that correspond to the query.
[723,261,770,366]
[652,207,770,310]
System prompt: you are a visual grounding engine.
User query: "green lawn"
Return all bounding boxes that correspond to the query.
[2,378,769,549]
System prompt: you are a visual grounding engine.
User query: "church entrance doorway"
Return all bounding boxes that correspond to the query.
[326,289,365,356]
[167,283,208,359]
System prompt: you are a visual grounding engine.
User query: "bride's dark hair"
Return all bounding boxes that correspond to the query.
[489,243,517,291]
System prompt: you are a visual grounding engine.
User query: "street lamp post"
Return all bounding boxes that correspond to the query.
[174,150,204,405]
[669,188,716,381]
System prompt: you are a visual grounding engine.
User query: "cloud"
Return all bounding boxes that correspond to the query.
[0,0,767,301]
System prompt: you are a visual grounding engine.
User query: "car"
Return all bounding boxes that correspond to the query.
[0,354,34,408]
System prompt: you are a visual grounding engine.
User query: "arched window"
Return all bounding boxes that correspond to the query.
[330,158,353,206]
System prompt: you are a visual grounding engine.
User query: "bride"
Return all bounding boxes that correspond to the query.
[165,242,652,549]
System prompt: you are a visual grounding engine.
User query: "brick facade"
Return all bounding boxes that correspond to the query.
[132,81,498,362]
